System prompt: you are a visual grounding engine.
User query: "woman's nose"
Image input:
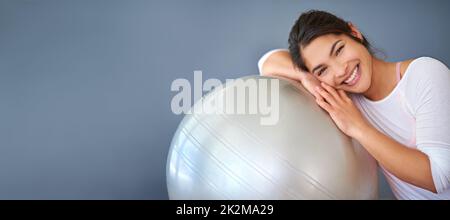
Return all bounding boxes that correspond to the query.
[335,63,348,79]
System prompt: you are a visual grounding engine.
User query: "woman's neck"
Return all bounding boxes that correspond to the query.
[363,57,398,101]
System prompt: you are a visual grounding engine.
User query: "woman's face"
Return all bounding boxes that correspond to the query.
[301,33,373,93]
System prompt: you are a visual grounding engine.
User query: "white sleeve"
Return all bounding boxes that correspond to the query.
[407,57,450,193]
[257,49,289,75]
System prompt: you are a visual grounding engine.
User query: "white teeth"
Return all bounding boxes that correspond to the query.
[344,66,358,83]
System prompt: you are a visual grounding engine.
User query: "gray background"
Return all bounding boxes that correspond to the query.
[0,0,448,199]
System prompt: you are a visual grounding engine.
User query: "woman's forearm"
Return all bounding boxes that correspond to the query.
[259,50,322,98]
[260,50,305,82]
[355,125,437,193]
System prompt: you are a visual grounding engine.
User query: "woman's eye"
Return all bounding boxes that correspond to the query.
[318,68,327,76]
[336,45,344,56]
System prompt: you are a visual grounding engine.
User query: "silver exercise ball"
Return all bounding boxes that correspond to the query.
[166,76,378,199]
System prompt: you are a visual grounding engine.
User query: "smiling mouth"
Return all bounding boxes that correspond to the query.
[342,64,360,86]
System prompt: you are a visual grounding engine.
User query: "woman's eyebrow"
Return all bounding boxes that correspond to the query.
[311,40,342,73]
[329,40,342,56]
[311,64,323,74]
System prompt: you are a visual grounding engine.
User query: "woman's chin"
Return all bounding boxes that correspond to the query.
[344,84,368,94]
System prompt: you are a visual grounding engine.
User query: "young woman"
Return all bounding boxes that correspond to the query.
[258,10,449,199]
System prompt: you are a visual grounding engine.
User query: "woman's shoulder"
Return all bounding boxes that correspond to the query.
[403,56,449,81]
[403,56,450,108]
[406,56,448,72]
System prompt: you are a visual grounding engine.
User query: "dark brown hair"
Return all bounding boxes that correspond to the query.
[288,10,373,72]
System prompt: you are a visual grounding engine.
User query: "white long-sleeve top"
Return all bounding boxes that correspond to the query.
[351,57,450,199]
[258,50,450,199]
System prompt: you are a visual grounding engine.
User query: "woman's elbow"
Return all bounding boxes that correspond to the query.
[257,49,287,76]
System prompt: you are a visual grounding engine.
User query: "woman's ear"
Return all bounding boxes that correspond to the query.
[348,22,363,41]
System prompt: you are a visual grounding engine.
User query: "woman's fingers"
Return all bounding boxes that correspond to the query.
[301,74,322,99]
[315,93,332,112]
[338,89,351,102]
[315,85,337,106]
[320,82,342,102]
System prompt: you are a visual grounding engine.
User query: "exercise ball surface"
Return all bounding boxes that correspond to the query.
[167,76,378,199]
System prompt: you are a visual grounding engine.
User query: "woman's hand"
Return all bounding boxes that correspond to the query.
[314,82,371,138]
[299,72,322,99]
[259,50,322,99]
